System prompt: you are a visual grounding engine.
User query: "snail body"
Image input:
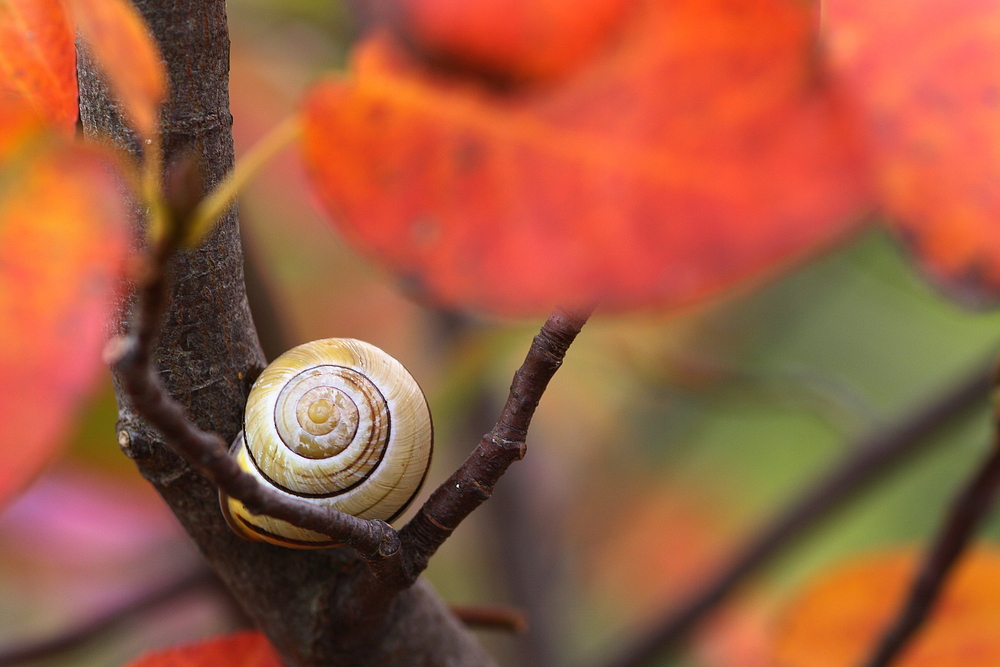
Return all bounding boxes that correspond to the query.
[222,338,433,548]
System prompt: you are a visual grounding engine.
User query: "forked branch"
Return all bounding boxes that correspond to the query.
[113,225,589,589]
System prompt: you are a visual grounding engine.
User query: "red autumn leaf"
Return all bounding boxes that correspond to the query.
[125,631,282,667]
[393,0,638,83]
[772,546,1000,667]
[66,0,167,140]
[300,0,869,316]
[0,139,130,508]
[825,0,1000,304]
[0,0,77,132]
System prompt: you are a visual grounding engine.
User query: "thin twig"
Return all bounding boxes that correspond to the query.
[0,567,215,666]
[396,307,592,581]
[600,361,993,667]
[860,443,1000,667]
[451,605,530,634]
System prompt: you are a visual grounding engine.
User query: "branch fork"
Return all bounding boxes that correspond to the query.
[112,234,589,589]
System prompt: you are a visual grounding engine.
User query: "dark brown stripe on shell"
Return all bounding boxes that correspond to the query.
[236,513,341,548]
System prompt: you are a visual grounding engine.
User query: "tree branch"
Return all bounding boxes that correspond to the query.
[396,307,592,580]
[0,567,216,667]
[859,443,1000,667]
[600,360,993,667]
[81,2,497,665]
[451,605,530,634]
[114,231,590,585]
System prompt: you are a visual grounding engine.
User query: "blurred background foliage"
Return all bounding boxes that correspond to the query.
[2,1,1000,666]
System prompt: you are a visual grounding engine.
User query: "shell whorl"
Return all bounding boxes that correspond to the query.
[222,338,433,548]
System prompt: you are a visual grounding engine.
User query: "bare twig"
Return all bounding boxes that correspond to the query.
[601,361,993,667]
[396,307,592,581]
[860,443,1000,667]
[451,605,530,634]
[0,567,215,666]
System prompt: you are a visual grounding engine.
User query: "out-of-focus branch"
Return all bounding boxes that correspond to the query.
[0,567,216,667]
[860,443,1000,667]
[601,360,993,667]
[451,605,530,634]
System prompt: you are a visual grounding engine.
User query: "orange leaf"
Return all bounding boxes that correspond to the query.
[67,0,166,140]
[826,0,1000,304]
[0,95,47,159]
[396,0,638,82]
[773,546,1000,667]
[0,0,77,132]
[301,0,869,316]
[0,139,130,508]
[125,631,282,667]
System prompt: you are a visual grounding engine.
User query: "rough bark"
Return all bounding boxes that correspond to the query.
[78,1,494,665]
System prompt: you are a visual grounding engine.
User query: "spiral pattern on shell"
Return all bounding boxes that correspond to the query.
[221,338,433,548]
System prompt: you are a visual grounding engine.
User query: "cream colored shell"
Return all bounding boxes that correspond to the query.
[222,338,433,548]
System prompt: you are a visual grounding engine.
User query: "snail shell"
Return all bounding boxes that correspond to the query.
[221,338,433,548]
